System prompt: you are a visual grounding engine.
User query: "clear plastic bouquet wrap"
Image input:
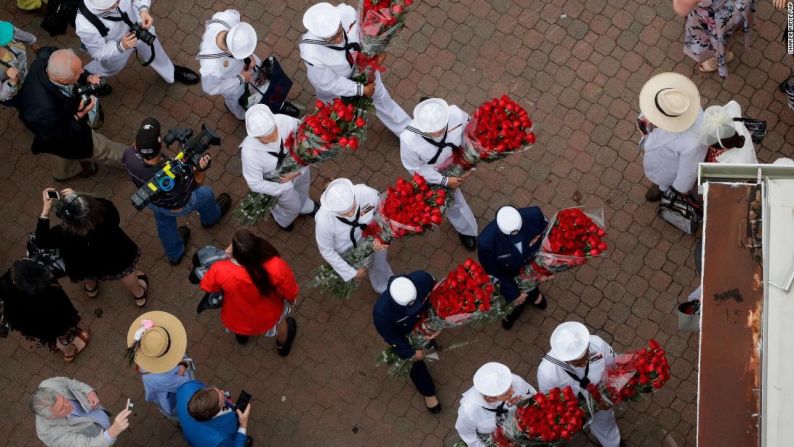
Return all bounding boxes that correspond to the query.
[534,207,608,273]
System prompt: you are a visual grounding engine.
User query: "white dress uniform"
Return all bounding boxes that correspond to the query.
[299,3,410,136]
[455,374,537,447]
[537,334,621,447]
[76,0,176,82]
[315,180,393,293]
[240,113,313,228]
[400,102,478,237]
[197,10,259,120]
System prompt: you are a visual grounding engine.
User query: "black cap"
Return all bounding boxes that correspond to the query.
[136,117,162,159]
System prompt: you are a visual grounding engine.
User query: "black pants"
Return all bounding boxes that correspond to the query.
[409,360,436,396]
[504,287,540,323]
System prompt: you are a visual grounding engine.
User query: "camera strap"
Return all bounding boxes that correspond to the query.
[116,9,156,67]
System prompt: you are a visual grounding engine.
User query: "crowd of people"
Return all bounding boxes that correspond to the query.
[0,0,791,445]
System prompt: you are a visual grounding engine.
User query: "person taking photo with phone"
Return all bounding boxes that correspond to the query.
[176,380,252,447]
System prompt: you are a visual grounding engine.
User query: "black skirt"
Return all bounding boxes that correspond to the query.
[0,272,80,344]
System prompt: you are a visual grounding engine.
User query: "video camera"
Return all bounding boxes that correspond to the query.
[130,22,156,46]
[130,125,221,211]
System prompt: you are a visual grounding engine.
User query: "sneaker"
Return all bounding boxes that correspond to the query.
[203,193,232,228]
[168,226,191,265]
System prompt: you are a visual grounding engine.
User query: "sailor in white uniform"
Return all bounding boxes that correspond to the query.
[315,178,393,293]
[299,2,409,136]
[537,322,624,447]
[75,0,198,84]
[400,98,479,251]
[241,104,317,231]
[455,362,537,447]
[196,10,258,120]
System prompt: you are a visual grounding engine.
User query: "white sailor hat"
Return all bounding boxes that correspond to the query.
[303,3,341,39]
[320,178,355,214]
[473,362,512,397]
[389,277,417,306]
[226,22,257,59]
[549,322,591,362]
[245,105,276,138]
[496,206,522,235]
[413,98,449,133]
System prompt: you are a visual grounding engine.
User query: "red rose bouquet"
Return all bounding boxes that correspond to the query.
[494,386,588,446]
[586,339,671,408]
[514,262,555,293]
[358,0,413,56]
[235,99,367,225]
[534,207,608,273]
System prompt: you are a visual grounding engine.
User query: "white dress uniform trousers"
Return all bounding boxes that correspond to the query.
[537,335,621,447]
[400,104,478,237]
[197,10,259,120]
[299,3,409,136]
[76,0,175,82]
[455,375,536,447]
[240,114,313,227]
[314,184,393,293]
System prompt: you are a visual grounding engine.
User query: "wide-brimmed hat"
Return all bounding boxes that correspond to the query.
[549,321,590,362]
[126,311,187,373]
[639,72,700,133]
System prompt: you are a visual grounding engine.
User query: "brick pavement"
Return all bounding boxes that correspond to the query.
[0,0,792,446]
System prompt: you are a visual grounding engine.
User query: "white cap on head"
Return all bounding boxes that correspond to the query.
[496,206,522,234]
[245,105,276,137]
[303,3,341,39]
[549,322,591,362]
[85,0,117,10]
[413,98,449,133]
[226,22,258,59]
[320,178,355,214]
[389,277,417,306]
[473,362,512,397]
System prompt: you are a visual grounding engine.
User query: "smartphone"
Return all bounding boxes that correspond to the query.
[234,390,251,412]
[126,398,133,411]
[47,190,60,200]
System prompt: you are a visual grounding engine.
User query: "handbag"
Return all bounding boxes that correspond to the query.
[189,245,228,314]
[657,192,702,235]
[26,233,66,278]
[733,117,766,144]
[238,56,294,113]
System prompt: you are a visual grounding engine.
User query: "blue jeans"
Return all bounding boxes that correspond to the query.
[150,186,221,262]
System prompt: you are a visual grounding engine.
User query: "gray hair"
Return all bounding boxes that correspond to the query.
[30,387,59,418]
[46,49,80,81]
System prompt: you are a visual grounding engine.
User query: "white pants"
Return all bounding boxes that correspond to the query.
[447,188,478,237]
[317,71,410,136]
[367,249,393,294]
[222,82,247,120]
[271,168,313,228]
[590,408,621,447]
[85,30,175,83]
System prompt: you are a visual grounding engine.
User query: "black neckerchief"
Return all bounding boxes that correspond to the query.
[336,206,367,248]
[266,138,287,171]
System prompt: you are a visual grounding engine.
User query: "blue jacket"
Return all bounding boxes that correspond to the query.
[477,206,548,302]
[373,271,435,359]
[176,381,246,447]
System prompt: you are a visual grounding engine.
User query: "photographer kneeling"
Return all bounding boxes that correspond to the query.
[122,118,231,265]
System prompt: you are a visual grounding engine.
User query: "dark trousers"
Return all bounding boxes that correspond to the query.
[409,360,436,396]
[504,287,540,323]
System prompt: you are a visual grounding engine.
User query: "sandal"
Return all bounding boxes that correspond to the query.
[64,330,90,363]
[696,52,734,73]
[84,281,99,298]
[135,274,149,308]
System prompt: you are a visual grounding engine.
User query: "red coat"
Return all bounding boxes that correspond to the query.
[200,257,299,335]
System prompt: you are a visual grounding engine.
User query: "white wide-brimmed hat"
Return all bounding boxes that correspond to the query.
[85,0,117,10]
[303,2,341,39]
[226,22,257,59]
[126,311,187,374]
[320,178,355,214]
[389,277,417,306]
[413,98,449,133]
[473,362,512,397]
[245,104,276,137]
[639,72,700,133]
[549,321,590,362]
[496,206,522,234]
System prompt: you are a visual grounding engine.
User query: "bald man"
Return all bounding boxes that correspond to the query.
[15,47,126,181]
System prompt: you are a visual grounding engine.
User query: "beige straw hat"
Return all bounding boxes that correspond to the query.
[126,311,187,373]
[639,72,701,133]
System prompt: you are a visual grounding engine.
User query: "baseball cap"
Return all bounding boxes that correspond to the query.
[136,117,162,159]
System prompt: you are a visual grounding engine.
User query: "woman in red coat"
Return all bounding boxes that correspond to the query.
[200,229,298,355]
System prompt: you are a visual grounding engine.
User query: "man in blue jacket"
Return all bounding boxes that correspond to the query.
[373,271,442,413]
[478,206,549,331]
[176,380,251,447]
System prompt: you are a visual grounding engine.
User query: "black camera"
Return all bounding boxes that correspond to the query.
[130,125,221,211]
[74,79,107,104]
[130,22,156,46]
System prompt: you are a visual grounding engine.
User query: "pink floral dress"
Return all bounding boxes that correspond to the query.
[683,0,756,79]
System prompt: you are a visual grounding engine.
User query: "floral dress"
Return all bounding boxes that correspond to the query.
[683,0,756,79]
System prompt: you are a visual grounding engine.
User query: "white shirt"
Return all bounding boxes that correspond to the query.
[314,184,379,281]
[197,9,246,95]
[455,375,536,447]
[240,114,304,196]
[640,109,707,193]
[399,105,470,184]
[299,3,362,98]
[75,0,150,62]
[537,335,616,408]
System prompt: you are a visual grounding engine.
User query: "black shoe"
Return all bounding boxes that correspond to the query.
[79,161,98,178]
[619,441,626,447]
[779,78,792,93]
[308,201,320,218]
[501,302,526,330]
[174,65,200,85]
[426,401,442,414]
[645,184,663,202]
[203,193,232,228]
[531,293,548,310]
[419,96,431,102]
[276,317,297,357]
[276,221,294,232]
[168,226,191,265]
[235,334,249,345]
[458,234,477,252]
[279,101,301,118]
